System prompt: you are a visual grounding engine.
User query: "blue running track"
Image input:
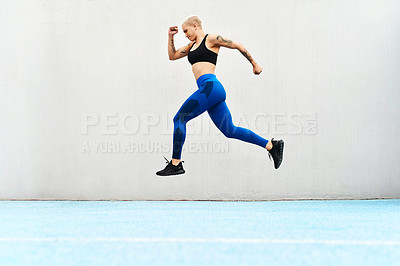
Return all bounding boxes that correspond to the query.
[0,200,399,265]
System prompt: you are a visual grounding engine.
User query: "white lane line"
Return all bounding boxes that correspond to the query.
[0,238,400,246]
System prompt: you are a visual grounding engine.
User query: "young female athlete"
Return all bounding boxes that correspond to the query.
[156,16,284,176]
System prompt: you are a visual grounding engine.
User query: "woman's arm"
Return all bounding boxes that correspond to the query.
[168,26,194,60]
[208,34,263,75]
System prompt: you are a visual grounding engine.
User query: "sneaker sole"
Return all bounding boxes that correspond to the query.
[275,140,284,169]
[156,170,185,176]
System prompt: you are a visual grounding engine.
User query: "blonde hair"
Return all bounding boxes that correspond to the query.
[182,16,202,29]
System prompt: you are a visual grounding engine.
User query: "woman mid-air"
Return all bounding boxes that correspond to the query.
[156,16,284,176]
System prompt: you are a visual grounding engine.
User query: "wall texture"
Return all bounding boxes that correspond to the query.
[1,0,399,200]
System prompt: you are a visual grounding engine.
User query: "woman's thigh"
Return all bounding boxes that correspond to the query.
[174,80,226,124]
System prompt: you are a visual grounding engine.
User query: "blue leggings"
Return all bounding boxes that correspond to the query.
[172,73,269,159]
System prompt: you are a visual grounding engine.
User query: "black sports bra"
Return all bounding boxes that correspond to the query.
[188,34,218,66]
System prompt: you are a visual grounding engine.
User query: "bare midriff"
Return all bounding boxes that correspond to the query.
[192,62,216,81]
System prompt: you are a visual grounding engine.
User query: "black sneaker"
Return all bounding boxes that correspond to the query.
[156,156,185,176]
[268,138,284,169]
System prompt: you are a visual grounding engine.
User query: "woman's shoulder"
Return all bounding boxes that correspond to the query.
[206,33,228,44]
[206,33,225,48]
[186,40,196,50]
[206,33,219,41]
[207,33,234,48]
[205,33,219,45]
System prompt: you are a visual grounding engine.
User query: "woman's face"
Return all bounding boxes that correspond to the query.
[182,23,196,41]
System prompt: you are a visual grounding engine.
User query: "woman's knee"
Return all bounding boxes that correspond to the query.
[173,113,179,124]
[173,112,183,124]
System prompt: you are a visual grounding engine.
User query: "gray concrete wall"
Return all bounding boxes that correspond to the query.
[1,0,399,200]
